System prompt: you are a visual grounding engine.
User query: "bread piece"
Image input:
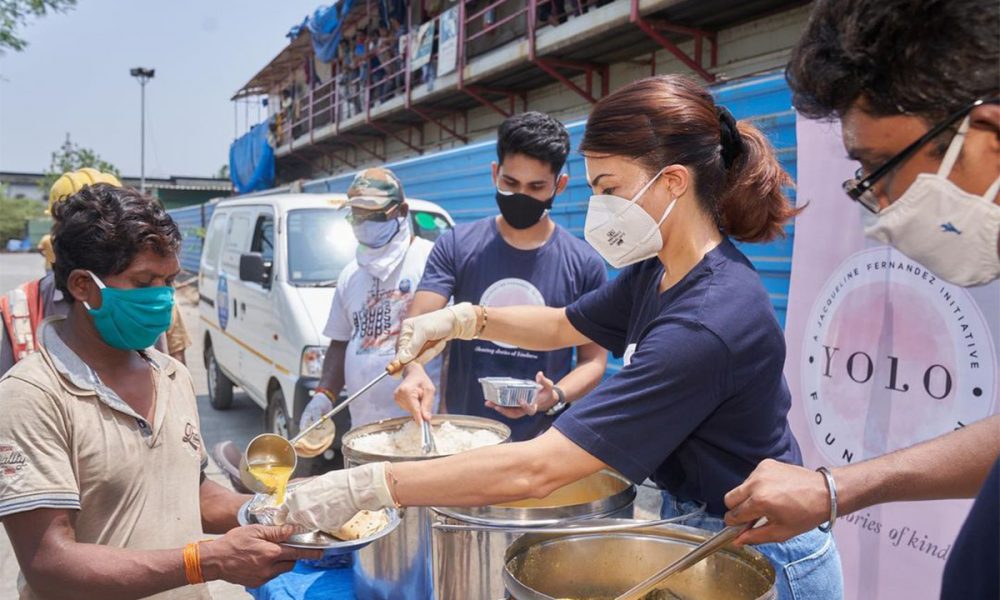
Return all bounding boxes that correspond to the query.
[331,509,390,540]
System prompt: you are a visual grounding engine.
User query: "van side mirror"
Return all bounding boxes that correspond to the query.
[239,252,272,287]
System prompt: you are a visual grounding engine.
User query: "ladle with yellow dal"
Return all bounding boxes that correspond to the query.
[242,341,442,495]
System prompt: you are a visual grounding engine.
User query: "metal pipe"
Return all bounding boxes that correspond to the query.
[140,80,146,193]
[130,67,155,193]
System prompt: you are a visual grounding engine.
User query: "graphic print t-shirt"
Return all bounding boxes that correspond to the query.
[324,237,441,426]
[418,217,606,440]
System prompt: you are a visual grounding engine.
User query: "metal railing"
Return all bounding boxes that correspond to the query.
[262,0,647,151]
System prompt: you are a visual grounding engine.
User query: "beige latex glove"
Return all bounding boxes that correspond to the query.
[281,462,397,533]
[395,302,479,366]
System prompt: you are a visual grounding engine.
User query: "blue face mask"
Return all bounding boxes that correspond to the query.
[352,216,402,249]
[83,271,174,351]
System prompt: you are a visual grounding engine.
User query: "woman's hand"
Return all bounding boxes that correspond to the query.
[487,371,556,420]
[283,463,397,534]
[395,303,479,366]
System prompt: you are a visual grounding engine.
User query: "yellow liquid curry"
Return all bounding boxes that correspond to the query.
[248,462,294,505]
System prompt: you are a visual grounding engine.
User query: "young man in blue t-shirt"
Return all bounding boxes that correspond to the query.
[394,111,608,441]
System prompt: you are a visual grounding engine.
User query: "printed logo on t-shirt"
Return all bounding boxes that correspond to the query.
[182,423,203,456]
[0,440,28,484]
[480,278,545,351]
[351,284,412,354]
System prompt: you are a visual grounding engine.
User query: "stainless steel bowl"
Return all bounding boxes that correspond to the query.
[341,414,512,462]
[342,414,512,600]
[434,470,636,527]
[431,471,638,600]
[503,521,777,600]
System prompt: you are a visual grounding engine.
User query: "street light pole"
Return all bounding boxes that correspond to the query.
[130,67,155,193]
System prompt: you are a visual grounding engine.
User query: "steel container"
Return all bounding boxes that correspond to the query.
[342,415,511,600]
[431,471,637,600]
[503,521,777,600]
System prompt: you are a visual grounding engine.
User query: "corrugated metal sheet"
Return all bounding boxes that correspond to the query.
[169,202,217,273]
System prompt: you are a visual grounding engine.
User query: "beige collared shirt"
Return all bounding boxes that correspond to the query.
[0,316,211,600]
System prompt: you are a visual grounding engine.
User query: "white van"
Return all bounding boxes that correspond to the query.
[198,193,453,467]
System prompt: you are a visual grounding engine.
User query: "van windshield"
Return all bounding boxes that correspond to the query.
[285,206,452,286]
[286,209,356,286]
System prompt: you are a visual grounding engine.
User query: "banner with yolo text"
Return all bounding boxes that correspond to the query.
[787,117,999,598]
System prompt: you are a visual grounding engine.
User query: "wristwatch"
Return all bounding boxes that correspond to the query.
[546,386,568,416]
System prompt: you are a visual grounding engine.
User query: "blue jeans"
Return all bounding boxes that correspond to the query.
[660,491,844,600]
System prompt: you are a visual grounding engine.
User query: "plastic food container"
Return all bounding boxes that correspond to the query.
[479,377,541,407]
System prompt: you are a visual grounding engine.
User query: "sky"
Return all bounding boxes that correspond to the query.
[0,0,319,179]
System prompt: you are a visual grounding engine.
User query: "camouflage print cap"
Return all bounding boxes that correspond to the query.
[346,167,405,210]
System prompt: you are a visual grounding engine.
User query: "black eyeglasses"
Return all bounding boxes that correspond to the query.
[842,97,999,213]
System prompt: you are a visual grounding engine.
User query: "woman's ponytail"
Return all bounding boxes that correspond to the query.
[718,120,797,243]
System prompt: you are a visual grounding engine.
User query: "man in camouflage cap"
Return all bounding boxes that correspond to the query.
[214,166,441,481]
[299,167,443,439]
[345,166,405,210]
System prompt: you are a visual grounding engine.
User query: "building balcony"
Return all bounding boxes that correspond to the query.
[233,0,805,182]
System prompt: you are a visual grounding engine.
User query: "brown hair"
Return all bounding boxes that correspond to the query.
[580,75,798,243]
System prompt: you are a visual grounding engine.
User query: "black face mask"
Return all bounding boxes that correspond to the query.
[495,189,554,229]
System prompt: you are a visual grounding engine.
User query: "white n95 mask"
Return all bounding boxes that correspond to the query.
[863,116,1000,287]
[585,168,677,269]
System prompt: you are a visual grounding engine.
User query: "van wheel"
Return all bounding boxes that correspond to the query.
[266,387,291,440]
[205,342,234,410]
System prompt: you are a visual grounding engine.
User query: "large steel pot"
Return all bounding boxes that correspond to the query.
[431,471,638,600]
[342,415,511,600]
[503,521,777,600]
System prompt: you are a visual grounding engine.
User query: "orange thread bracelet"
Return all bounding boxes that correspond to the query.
[183,542,205,585]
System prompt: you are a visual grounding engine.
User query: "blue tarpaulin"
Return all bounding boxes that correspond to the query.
[229,121,275,194]
[288,1,356,63]
[248,560,355,600]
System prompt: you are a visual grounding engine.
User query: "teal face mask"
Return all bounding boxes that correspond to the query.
[83,271,174,351]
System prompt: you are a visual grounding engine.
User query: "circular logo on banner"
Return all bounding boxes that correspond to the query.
[217,275,230,331]
[480,278,546,350]
[802,247,996,465]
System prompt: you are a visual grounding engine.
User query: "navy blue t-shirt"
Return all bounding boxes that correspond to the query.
[557,238,801,515]
[418,217,607,441]
[940,457,999,600]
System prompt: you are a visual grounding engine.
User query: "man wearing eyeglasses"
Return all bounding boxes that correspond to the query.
[722,1,999,598]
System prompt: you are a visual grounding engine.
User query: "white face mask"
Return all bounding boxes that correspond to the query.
[584,167,677,268]
[863,116,1000,287]
[355,216,410,281]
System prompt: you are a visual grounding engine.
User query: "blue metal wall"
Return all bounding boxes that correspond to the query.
[170,202,217,273]
[171,70,797,332]
[301,70,797,326]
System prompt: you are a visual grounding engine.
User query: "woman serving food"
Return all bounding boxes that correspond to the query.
[278,75,843,599]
